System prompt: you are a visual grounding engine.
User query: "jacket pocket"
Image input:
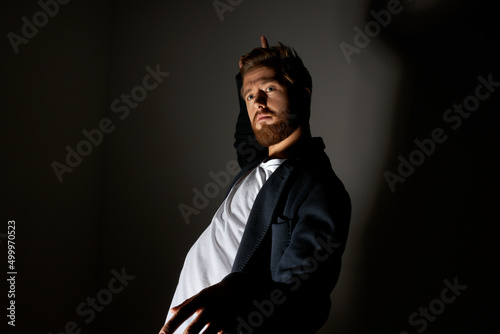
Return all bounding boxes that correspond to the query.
[270,216,292,273]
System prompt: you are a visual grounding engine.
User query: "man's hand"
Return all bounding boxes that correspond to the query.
[239,35,269,68]
[260,35,269,49]
[159,278,250,334]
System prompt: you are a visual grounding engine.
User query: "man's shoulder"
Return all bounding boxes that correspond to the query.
[287,137,333,171]
[283,137,348,192]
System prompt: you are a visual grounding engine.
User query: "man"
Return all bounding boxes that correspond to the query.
[160,36,351,334]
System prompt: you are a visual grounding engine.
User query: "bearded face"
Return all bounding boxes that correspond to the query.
[242,66,301,147]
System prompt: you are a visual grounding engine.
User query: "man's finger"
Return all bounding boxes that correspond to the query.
[202,325,223,334]
[162,300,198,333]
[158,323,168,334]
[260,35,269,48]
[184,310,210,334]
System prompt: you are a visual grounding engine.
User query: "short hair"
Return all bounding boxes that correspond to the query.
[239,43,312,98]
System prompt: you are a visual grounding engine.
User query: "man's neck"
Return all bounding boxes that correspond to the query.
[268,126,311,160]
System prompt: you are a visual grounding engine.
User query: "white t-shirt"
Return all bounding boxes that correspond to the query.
[165,158,285,333]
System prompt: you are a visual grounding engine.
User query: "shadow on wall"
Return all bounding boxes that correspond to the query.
[351,0,499,333]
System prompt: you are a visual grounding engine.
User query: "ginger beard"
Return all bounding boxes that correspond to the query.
[251,108,298,147]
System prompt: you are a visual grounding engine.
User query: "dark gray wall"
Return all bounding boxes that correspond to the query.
[1,0,498,333]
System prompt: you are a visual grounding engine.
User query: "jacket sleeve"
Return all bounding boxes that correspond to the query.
[233,73,268,168]
[279,178,350,333]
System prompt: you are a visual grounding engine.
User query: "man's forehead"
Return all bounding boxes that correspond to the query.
[244,75,278,86]
[243,67,279,87]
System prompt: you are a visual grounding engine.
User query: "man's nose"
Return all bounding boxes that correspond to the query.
[254,91,267,108]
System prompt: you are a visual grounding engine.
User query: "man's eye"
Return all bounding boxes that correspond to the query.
[266,87,275,92]
[246,94,254,101]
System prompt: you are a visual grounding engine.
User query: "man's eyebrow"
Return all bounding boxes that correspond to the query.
[241,76,279,98]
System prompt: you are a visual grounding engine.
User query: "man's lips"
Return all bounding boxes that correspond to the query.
[255,113,273,122]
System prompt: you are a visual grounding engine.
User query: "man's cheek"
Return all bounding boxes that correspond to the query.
[246,105,253,120]
[248,110,256,123]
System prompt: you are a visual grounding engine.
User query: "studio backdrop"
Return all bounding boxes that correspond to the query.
[1,0,498,333]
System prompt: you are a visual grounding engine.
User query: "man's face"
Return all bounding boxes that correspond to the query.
[242,66,297,147]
